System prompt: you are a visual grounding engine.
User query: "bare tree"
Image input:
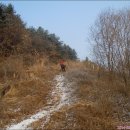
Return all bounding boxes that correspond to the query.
[90,8,130,85]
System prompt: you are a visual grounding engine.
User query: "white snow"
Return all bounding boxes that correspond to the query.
[6,74,73,130]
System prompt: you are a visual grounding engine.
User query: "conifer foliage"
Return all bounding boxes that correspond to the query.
[0,3,77,61]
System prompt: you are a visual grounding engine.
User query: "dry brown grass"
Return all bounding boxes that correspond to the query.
[0,56,25,82]
[0,59,129,129]
[42,102,116,130]
[0,55,59,128]
[42,61,129,130]
[0,79,51,128]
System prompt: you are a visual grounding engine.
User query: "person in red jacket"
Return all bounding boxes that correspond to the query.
[59,59,66,72]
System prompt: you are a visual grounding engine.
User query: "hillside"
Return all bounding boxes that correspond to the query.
[1,61,129,129]
[0,3,78,129]
[0,3,77,61]
[1,3,130,130]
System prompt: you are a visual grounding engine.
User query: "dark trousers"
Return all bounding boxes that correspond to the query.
[60,64,66,72]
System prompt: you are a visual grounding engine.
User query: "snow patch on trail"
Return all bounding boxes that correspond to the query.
[6,74,73,130]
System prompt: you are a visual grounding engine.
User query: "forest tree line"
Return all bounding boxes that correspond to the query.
[0,3,77,62]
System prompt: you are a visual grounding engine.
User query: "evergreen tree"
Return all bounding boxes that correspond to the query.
[0,3,77,61]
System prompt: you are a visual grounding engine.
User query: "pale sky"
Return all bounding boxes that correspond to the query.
[2,1,130,60]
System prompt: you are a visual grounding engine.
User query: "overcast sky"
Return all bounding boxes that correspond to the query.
[3,1,130,60]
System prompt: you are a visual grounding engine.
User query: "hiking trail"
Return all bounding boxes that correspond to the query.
[6,74,74,130]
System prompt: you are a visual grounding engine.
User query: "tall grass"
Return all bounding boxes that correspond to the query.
[42,61,130,130]
[0,55,59,128]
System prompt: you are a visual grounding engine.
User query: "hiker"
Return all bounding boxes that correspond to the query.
[59,59,66,72]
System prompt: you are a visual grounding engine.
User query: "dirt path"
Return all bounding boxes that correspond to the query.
[6,74,74,130]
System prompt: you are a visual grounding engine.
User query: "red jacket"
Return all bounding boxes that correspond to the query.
[59,60,64,65]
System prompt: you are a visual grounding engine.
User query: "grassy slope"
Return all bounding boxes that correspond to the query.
[42,62,130,130]
[0,57,59,128]
[0,60,130,129]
